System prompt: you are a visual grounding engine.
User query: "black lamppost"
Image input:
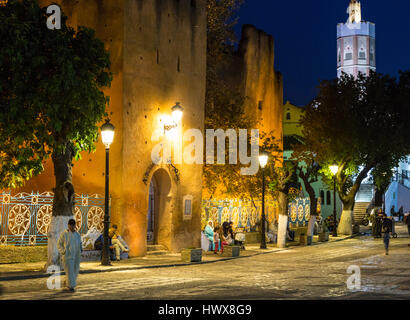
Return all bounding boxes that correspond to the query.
[330,164,339,237]
[259,151,269,249]
[101,119,115,266]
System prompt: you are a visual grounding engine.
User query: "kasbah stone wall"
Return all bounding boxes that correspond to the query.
[7,1,282,256]
[238,24,283,143]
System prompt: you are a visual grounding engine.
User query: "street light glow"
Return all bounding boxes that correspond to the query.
[330,164,339,176]
[171,102,184,123]
[258,152,269,168]
[101,119,115,148]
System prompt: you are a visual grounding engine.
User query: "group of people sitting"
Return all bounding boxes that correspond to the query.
[390,205,405,222]
[204,220,242,254]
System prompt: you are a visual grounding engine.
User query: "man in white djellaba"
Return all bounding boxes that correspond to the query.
[58,219,82,292]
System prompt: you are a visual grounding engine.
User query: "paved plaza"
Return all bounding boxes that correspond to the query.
[0,223,409,300]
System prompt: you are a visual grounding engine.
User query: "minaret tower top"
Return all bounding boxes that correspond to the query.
[337,0,375,78]
[347,0,362,24]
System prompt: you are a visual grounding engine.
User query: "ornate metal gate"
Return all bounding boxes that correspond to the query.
[0,191,106,246]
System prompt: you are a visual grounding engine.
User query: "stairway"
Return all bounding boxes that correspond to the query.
[355,183,374,202]
[146,244,168,256]
[353,202,370,224]
[353,184,374,224]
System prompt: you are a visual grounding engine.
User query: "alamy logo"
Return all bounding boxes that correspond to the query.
[151,129,261,176]
[346,265,361,291]
[46,264,61,290]
[46,5,61,30]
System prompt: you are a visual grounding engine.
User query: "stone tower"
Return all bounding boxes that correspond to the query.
[337,0,376,78]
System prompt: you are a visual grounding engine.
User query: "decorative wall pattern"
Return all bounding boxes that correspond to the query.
[202,198,311,232]
[0,192,105,246]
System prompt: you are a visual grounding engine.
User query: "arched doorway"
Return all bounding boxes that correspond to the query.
[147,179,155,245]
[146,168,172,246]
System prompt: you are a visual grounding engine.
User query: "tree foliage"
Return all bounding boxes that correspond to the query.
[0,0,112,189]
[300,71,410,210]
[204,0,255,199]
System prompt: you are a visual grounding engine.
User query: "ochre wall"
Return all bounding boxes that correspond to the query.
[13,0,206,256]
[238,24,284,146]
[121,0,206,254]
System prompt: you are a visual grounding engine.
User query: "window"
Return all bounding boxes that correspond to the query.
[345,52,353,60]
[326,191,331,205]
[320,191,325,204]
[359,51,366,60]
[286,113,291,120]
[258,101,263,110]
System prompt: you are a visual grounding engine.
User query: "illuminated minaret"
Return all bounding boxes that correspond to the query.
[337,0,375,78]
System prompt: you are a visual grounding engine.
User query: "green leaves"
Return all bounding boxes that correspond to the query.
[0,0,112,189]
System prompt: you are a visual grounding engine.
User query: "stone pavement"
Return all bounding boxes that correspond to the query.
[0,232,355,281]
[0,224,408,300]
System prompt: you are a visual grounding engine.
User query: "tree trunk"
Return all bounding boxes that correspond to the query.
[374,189,384,207]
[336,164,372,236]
[277,191,288,248]
[46,145,75,268]
[298,169,318,238]
[337,198,354,236]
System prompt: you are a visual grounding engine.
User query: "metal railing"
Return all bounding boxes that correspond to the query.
[0,191,105,246]
[202,197,311,232]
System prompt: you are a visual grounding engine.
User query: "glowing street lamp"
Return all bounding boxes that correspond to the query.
[171,102,184,123]
[259,150,269,249]
[164,102,184,142]
[101,119,115,266]
[330,164,339,237]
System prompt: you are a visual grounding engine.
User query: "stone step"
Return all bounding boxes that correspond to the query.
[353,202,370,223]
[146,250,169,256]
[147,245,167,252]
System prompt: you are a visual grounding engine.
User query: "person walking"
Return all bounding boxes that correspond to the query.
[58,219,82,292]
[381,214,393,255]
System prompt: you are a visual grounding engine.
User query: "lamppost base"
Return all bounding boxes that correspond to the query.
[101,260,112,266]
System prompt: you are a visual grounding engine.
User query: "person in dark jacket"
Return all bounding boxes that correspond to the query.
[398,206,404,222]
[94,234,115,261]
[381,214,393,255]
[405,213,410,235]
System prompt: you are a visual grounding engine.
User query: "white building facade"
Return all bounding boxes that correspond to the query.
[337,0,376,78]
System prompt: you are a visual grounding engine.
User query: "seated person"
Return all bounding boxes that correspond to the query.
[234,227,246,250]
[204,220,215,251]
[286,225,295,241]
[109,225,129,261]
[94,234,115,261]
[268,222,278,243]
[223,221,234,245]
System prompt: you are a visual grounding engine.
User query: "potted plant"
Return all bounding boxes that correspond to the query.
[181,247,202,263]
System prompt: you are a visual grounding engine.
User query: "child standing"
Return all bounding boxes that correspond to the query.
[213,226,220,254]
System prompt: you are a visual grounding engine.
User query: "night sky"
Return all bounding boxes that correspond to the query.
[235,0,410,106]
